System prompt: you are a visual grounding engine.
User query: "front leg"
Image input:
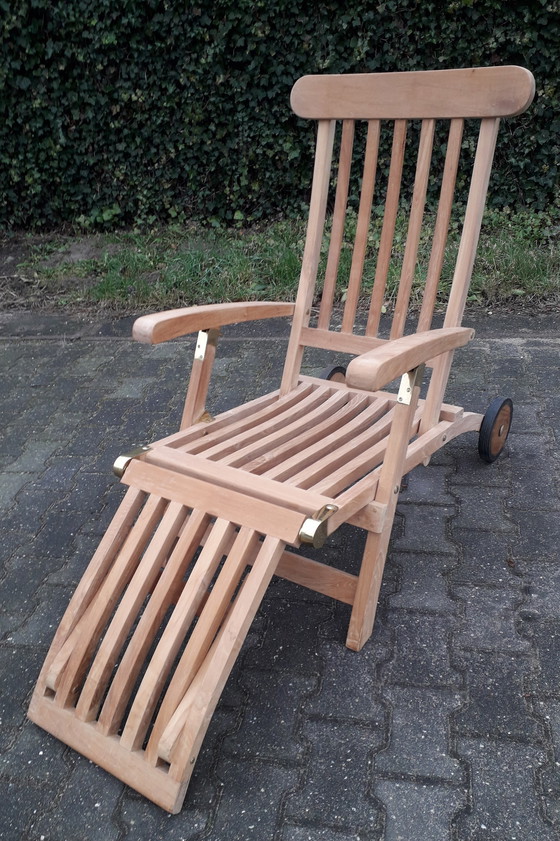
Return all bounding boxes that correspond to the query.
[181,327,220,428]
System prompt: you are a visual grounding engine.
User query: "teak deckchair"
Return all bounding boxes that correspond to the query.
[29,66,535,813]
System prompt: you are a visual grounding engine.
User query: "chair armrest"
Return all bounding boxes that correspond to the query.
[346,327,474,392]
[132,301,295,344]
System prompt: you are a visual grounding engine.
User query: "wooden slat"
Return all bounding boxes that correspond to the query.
[146,527,262,763]
[264,396,391,483]
[244,392,370,475]
[181,383,314,455]
[53,495,168,708]
[194,387,330,460]
[281,119,336,394]
[291,67,535,120]
[157,389,284,449]
[318,119,355,330]
[342,120,380,333]
[97,509,211,736]
[164,536,285,772]
[366,119,407,336]
[40,488,146,691]
[75,501,188,722]
[390,118,435,339]
[421,117,500,434]
[220,389,351,468]
[300,326,386,355]
[417,118,464,332]
[121,460,307,545]
[118,518,236,751]
[144,447,334,516]
[288,406,396,491]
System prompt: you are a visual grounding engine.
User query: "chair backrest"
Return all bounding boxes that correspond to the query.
[280,66,534,393]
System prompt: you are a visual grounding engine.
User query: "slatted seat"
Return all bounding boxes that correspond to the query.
[29,65,535,813]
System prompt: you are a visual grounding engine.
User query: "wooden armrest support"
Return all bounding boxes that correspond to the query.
[133,301,295,344]
[346,327,474,392]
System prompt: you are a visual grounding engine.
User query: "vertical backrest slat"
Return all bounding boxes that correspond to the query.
[318,120,355,330]
[341,120,381,333]
[444,117,500,327]
[280,120,336,394]
[365,119,407,337]
[417,118,464,332]
[390,118,436,339]
[420,116,501,434]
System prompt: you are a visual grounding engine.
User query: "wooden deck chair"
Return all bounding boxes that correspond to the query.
[29,66,535,813]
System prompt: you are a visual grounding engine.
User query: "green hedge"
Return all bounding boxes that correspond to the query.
[1,0,558,229]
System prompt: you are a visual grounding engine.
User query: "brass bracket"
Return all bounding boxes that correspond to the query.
[194,330,208,361]
[298,504,338,549]
[397,364,425,406]
[113,446,151,478]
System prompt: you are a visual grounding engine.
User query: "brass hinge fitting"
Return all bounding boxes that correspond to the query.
[298,504,338,549]
[112,446,151,478]
[397,364,425,406]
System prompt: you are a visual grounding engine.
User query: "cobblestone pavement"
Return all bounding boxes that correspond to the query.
[1,310,559,841]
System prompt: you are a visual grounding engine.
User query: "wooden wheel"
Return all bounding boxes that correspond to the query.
[478,397,513,463]
[319,364,347,383]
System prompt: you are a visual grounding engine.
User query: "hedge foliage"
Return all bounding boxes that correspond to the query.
[1,0,558,229]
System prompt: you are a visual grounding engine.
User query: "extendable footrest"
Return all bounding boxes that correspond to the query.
[28,483,286,813]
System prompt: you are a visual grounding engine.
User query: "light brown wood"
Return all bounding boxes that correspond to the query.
[133,301,295,344]
[318,119,355,330]
[280,119,336,394]
[366,119,407,336]
[390,118,435,339]
[29,66,535,815]
[180,327,219,428]
[417,118,464,332]
[346,327,474,392]
[291,66,535,120]
[342,120,380,333]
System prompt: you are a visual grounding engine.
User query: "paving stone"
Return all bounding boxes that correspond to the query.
[375,780,465,841]
[244,600,332,675]
[452,585,529,654]
[224,671,316,762]
[453,650,542,743]
[212,759,299,840]
[516,558,560,621]
[382,614,462,688]
[0,645,45,740]
[304,640,385,723]
[286,720,383,833]
[388,551,458,613]
[535,699,560,829]
[399,465,455,506]
[454,738,557,840]
[449,529,518,587]
[0,777,48,841]
[451,487,515,533]
[0,473,34,510]
[119,798,208,840]
[280,825,360,840]
[375,687,464,781]
[511,508,560,562]
[520,618,560,695]
[509,403,549,434]
[8,584,73,646]
[506,434,560,510]
[393,504,457,555]
[32,760,123,841]
[447,449,510,487]
[0,720,69,786]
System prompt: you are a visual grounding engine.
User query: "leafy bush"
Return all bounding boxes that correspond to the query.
[1,0,558,229]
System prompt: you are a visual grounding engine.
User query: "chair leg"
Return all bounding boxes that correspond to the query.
[345,523,392,652]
